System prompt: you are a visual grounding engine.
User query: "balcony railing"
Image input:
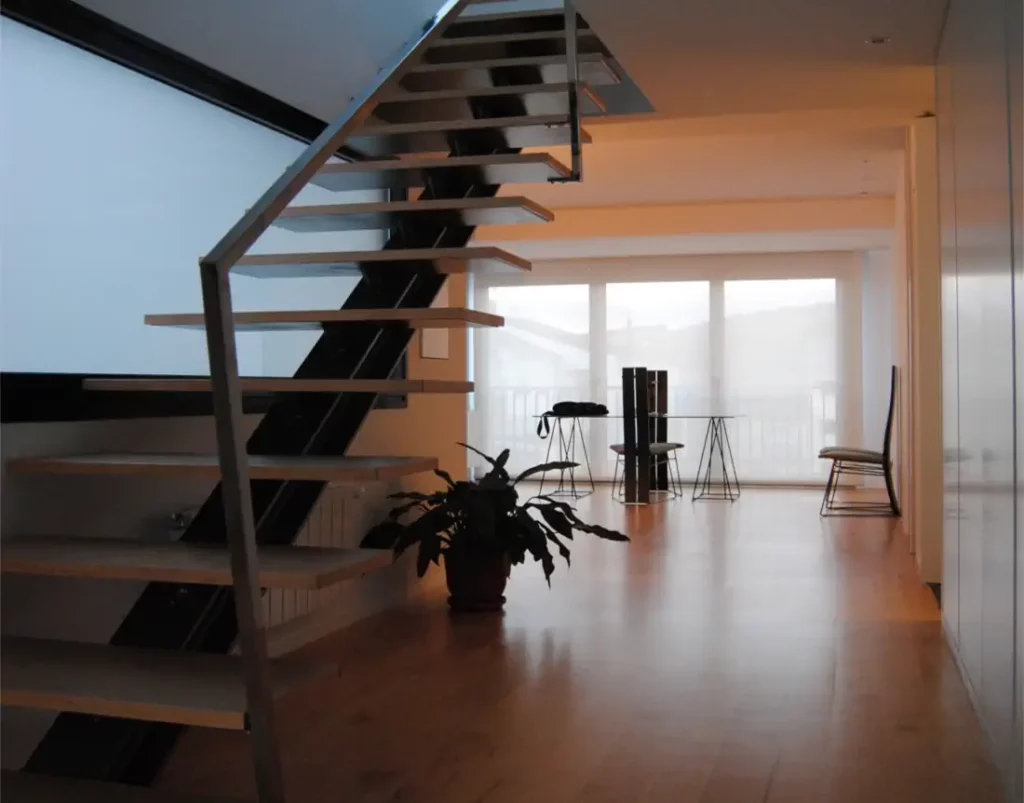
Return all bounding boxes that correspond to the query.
[469,385,838,482]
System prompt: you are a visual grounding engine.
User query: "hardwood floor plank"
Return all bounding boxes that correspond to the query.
[153,490,1003,803]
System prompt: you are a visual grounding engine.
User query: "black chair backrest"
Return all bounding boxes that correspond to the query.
[882,365,898,460]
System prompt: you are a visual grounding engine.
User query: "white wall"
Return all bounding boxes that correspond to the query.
[860,250,895,450]
[938,0,1022,794]
[0,19,381,377]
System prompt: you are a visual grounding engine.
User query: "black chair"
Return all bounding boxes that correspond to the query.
[610,441,685,501]
[818,366,900,517]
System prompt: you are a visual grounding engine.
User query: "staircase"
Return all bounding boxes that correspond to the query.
[0,1,607,800]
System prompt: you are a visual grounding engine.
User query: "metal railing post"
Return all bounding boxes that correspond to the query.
[199,259,285,803]
[564,0,583,181]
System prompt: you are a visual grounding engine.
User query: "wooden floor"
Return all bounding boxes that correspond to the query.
[157,490,1004,803]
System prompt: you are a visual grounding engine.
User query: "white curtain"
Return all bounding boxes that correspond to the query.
[470,252,891,484]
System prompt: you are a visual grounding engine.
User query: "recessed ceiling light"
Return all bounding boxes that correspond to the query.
[866,35,891,46]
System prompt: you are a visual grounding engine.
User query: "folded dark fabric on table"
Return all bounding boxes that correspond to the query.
[537,401,609,438]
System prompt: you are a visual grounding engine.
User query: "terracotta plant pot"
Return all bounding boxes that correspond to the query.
[444,548,510,612]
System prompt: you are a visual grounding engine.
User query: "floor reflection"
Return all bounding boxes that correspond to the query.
[158,489,1003,803]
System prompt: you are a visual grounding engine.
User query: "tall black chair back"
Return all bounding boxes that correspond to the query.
[882,365,898,462]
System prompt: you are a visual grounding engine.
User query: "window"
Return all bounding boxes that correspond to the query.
[471,255,874,483]
[723,279,838,480]
[472,285,590,468]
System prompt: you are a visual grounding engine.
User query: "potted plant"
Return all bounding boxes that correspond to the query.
[360,443,629,611]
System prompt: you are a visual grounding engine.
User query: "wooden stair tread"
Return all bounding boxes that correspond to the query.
[351,116,589,156]
[432,29,597,48]
[83,377,474,394]
[311,154,568,192]
[372,84,605,124]
[235,246,531,277]
[453,7,568,25]
[381,82,596,103]
[409,52,606,72]
[0,636,335,730]
[272,197,551,234]
[7,454,439,482]
[1,771,240,803]
[358,113,590,137]
[1,535,392,589]
[376,86,604,120]
[144,307,503,331]
[404,52,618,83]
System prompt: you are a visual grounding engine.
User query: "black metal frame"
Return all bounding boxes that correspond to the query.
[538,416,595,499]
[820,460,899,517]
[612,447,683,501]
[692,416,741,502]
[621,366,651,504]
[819,366,900,518]
[649,371,669,492]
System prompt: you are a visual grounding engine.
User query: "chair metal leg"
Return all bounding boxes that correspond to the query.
[884,462,901,516]
[669,451,684,498]
[820,460,838,517]
[611,454,624,500]
[820,459,901,517]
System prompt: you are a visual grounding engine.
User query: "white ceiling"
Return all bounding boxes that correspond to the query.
[72,0,448,120]
[512,126,905,208]
[577,0,946,119]
[503,0,943,235]
[73,0,942,253]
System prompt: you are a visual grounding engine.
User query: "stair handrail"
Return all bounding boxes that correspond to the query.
[201,0,471,274]
[195,2,471,801]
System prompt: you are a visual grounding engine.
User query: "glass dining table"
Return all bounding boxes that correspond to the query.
[533,413,742,502]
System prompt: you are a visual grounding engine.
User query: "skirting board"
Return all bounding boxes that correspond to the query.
[265,561,446,657]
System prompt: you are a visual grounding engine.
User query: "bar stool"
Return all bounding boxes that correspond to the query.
[610,442,685,501]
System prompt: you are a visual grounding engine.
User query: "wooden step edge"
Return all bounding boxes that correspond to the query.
[454,7,567,24]
[83,378,474,394]
[276,196,555,219]
[1,536,394,590]
[432,28,598,47]
[236,246,532,273]
[143,308,505,329]
[6,454,442,482]
[359,113,571,136]
[409,51,608,73]
[379,81,592,102]
[0,636,337,730]
[314,152,564,174]
[1,771,243,803]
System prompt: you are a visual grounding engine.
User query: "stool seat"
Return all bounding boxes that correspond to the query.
[818,446,885,464]
[610,442,683,456]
